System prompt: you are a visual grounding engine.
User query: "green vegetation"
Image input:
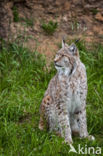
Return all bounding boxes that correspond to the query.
[0,41,103,155]
[12,6,19,22]
[41,21,58,35]
[91,8,99,15]
[20,17,34,27]
[12,6,34,27]
[71,17,81,31]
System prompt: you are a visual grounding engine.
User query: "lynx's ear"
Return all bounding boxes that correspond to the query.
[69,43,78,56]
[62,38,65,48]
[69,43,77,53]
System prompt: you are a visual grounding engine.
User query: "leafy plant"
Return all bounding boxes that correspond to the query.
[12,6,19,22]
[41,21,58,35]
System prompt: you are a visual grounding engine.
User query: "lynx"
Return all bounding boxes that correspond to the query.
[39,40,95,144]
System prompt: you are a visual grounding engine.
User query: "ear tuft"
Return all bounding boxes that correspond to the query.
[75,38,80,43]
[62,38,65,48]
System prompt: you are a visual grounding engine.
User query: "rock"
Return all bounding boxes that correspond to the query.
[63,16,68,22]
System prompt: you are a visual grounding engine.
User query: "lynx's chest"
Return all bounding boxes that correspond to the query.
[65,80,81,113]
[57,64,87,113]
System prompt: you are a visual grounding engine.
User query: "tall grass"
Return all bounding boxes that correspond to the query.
[0,42,103,155]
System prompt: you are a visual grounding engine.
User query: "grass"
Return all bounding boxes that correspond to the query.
[70,17,81,31]
[12,6,19,22]
[12,5,34,27]
[20,17,34,27]
[0,41,103,155]
[41,21,58,35]
[91,8,99,15]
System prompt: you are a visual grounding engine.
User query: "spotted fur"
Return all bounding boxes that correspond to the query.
[39,40,95,144]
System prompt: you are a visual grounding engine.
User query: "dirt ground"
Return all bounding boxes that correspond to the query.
[6,0,103,62]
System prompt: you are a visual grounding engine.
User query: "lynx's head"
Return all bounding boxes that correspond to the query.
[54,40,79,76]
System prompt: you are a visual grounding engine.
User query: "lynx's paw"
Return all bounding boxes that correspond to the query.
[39,118,44,130]
[87,135,95,141]
[65,138,73,145]
[39,123,44,130]
[62,138,73,145]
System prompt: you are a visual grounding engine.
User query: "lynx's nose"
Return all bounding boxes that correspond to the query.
[54,58,57,64]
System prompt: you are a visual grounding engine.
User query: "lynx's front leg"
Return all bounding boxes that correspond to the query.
[76,108,88,138]
[58,112,73,144]
[76,108,95,141]
[78,81,95,141]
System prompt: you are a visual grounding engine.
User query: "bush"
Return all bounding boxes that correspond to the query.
[41,21,58,35]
